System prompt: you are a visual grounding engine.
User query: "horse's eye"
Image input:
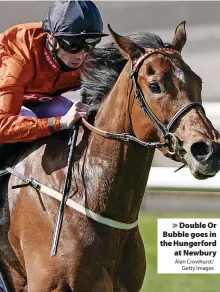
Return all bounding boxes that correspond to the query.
[149,82,161,94]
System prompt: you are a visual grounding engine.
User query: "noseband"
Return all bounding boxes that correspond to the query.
[82,47,205,156]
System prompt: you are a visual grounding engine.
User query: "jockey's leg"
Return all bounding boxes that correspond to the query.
[27,95,74,118]
[0,93,75,169]
[19,106,37,118]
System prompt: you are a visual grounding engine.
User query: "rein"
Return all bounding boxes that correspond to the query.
[82,118,166,148]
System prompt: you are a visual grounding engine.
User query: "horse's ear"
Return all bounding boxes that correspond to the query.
[108,24,145,60]
[170,21,187,52]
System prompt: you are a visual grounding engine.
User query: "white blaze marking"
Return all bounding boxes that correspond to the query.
[174,68,186,84]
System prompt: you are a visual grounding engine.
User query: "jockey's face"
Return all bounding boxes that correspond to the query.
[48,35,87,69]
[56,43,87,69]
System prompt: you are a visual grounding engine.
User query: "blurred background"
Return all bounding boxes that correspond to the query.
[0,2,219,292]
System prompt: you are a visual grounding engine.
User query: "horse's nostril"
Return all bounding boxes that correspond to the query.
[191,142,213,163]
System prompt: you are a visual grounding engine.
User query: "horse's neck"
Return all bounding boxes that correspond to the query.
[95,69,131,133]
[80,67,155,222]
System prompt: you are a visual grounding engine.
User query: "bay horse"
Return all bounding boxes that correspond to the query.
[1,22,220,292]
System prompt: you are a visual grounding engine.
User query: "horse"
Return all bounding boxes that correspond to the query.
[1,22,220,292]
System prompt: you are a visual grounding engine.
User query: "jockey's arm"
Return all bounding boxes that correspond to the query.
[0,52,61,143]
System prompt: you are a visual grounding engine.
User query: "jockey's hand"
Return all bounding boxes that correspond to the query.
[60,101,88,130]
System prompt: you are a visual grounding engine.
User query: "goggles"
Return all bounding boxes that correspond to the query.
[56,37,101,54]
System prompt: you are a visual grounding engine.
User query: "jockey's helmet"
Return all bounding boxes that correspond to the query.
[42,0,108,52]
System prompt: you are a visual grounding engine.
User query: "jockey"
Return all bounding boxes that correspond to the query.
[0,0,108,144]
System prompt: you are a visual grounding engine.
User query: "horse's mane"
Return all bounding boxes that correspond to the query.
[81,32,172,113]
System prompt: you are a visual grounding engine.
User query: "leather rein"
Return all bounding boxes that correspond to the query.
[82,47,205,156]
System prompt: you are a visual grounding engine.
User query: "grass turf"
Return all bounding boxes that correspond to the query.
[139,212,220,292]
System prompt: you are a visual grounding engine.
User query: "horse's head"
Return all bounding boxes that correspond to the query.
[108,22,220,179]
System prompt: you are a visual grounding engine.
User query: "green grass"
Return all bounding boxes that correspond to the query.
[139,212,220,292]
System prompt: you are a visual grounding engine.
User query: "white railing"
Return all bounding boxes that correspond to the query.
[147,167,220,192]
[203,102,220,130]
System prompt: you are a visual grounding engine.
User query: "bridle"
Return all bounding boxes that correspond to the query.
[82,47,206,156]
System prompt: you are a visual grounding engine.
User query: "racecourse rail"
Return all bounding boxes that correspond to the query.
[147,102,220,193]
[147,167,220,192]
